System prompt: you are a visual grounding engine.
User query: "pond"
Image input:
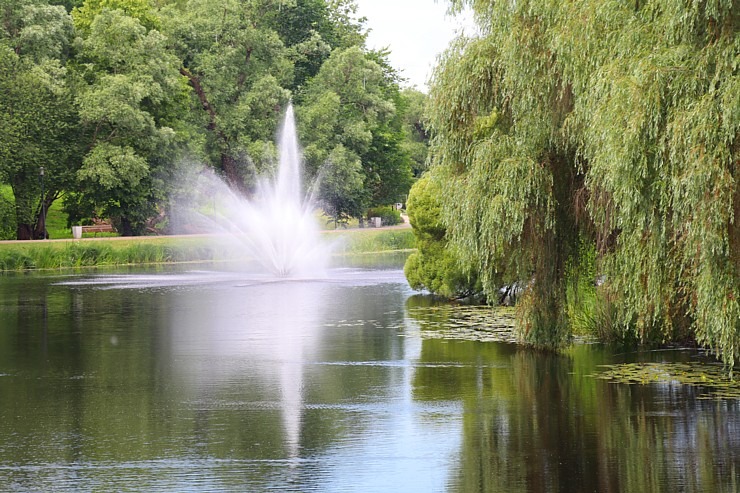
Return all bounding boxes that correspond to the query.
[0,257,738,492]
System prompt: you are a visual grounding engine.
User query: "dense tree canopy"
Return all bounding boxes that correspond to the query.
[68,7,186,235]
[422,0,738,365]
[0,0,418,238]
[399,88,429,177]
[0,0,77,239]
[163,0,293,192]
[298,46,412,222]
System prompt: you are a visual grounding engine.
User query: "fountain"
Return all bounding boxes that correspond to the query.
[175,103,330,276]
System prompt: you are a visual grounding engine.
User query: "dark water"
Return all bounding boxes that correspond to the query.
[0,261,738,492]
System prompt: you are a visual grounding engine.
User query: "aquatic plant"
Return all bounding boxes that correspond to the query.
[594,362,740,400]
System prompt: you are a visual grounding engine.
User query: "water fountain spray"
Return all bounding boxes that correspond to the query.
[175,103,330,276]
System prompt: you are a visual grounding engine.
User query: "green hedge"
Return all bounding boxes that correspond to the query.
[366,205,402,226]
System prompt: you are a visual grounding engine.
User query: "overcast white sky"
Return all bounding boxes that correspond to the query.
[353,0,475,91]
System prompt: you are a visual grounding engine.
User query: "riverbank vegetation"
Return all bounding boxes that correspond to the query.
[409,0,738,367]
[0,228,414,271]
[0,0,422,240]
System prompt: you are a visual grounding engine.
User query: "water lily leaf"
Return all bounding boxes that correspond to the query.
[592,362,740,400]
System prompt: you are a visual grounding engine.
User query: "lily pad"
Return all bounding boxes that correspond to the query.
[592,362,740,400]
[407,305,519,343]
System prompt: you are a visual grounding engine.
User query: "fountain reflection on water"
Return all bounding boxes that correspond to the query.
[168,277,327,463]
[175,103,329,276]
[168,104,332,458]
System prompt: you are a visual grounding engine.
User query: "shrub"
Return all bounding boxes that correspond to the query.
[0,195,15,240]
[366,206,402,226]
[403,175,481,299]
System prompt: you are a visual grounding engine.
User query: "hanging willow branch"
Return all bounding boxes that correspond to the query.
[426,0,739,366]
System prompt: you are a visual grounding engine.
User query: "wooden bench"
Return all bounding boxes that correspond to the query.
[81,223,116,235]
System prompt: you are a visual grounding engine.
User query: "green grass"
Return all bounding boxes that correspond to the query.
[0,183,416,271]
[0,228,416,272]
[46,199,75,239]
[0,237,201,271]
[330,228,416,254]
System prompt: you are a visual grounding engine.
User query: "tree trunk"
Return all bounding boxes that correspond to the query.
[16,223,33,240]
[221,153,248,195]
[31,192,56,239]
[11,177,34,240]
[33,206,47,239]
[118,216,135,237]
[181,67,217,131]
[182,66,250,196]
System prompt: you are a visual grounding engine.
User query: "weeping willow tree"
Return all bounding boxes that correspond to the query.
[426,0,739,363]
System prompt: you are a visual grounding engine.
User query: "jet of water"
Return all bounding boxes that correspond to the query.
[174,103,330,276]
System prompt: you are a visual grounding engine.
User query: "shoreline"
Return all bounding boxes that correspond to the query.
[0,228,416,272]
[0,222,412,245]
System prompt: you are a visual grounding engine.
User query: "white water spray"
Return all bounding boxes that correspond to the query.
[175,103,329,276]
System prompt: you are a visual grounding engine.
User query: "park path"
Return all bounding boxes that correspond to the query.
[0,221,411,245]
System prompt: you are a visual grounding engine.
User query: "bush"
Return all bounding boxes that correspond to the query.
[0,195,15,240]
[403,175,481,299]
[366,206,402,226]
[405,243,476,299]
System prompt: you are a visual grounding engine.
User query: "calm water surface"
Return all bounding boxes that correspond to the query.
[0,258,738,492]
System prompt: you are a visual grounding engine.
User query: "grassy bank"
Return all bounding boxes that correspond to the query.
[328,228,415,255]
[0,228,415,272]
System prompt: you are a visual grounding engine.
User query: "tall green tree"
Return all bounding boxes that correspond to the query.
[427,0,739,365]
[163,0,292,192]
[68,6,187,235]
[323,0,365,49]
[261,0,365,94]
[362,49,414,206]
[0,0,77,239]
[298,46,412,220]
[318,143,364,226]
[399,88,429,177]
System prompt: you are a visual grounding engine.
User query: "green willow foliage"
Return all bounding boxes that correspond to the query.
[429,0,738,363]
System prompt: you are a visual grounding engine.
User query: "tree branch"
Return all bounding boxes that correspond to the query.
[235,47,253,94]
[181,67,218,131]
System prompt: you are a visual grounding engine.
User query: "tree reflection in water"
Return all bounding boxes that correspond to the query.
[407,298,740,493]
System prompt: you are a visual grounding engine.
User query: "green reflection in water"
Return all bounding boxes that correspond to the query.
[406,297,740,493]
[0,268,439,491]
